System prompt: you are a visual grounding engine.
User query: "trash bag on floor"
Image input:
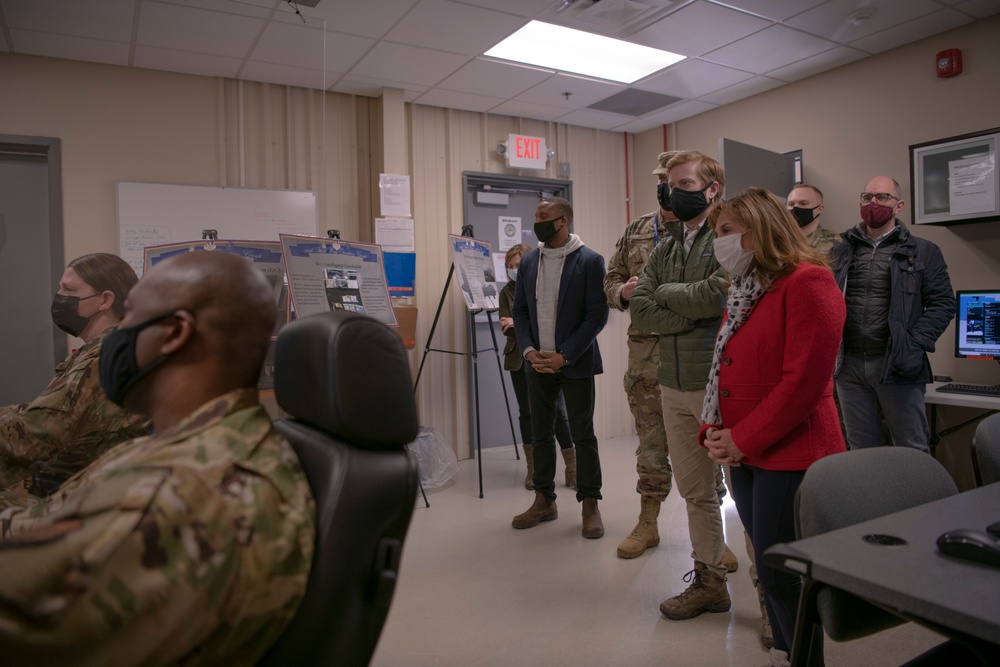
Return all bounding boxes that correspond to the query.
[407,426,459,488]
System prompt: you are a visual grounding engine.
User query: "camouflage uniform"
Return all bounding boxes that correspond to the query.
[604,210,672,501]
[805,224,841,256]
[0,388,316,666]
[0,329,151,492]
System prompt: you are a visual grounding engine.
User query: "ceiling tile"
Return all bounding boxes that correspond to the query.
[848,9,974,54]
[270,0,421,38]
[702,24,838,74]
[347,42,468,86]
[136,1,264,58]
[698,75,784,105]
[414,88,506,112]
[784,0,942,43]
[2,0,134,43]
[384,0,526,55]
[152,0,274,19]
[766,45,868,82]
[451,0,555,18]
[515,73,627,109]
[438,58,553,98]
[555,108,636,131]
[133,45,242,78]
[331,75,428,100]
[635,58,755,97]
[951,0,1000,18]
[635,99,720,125]
[8,28,129,66]
[705,0,829,21]
[489,99,569,122]
[241,61,331,89]
[628,1,772,57]
[612,118,665,134]
[250,20,375,72]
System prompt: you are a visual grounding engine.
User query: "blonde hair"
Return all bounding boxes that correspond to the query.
[710,187,828,289]
[665,150,725,203]
[505,243,530,268]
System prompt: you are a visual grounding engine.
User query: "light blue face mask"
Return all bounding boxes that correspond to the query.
[507,268,518,282]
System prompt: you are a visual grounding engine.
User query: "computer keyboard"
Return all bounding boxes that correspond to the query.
[936,383,1000,397]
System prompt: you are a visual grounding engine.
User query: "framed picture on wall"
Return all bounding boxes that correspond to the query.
[909,127,1000,226]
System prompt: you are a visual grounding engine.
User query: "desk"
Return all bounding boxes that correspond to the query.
[765,483,1000,665]
[925,382,1000,455]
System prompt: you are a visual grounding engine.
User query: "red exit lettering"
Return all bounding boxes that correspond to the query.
[515,137,542,160]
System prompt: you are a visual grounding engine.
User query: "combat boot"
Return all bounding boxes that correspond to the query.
[723,542,739,572]
[581,497,604,538]
[512,491,557,529]
[762,648,789,667]
[561,447,577,490]
[659,561,731,620]
[757,581,774,648]
[523,443,535,490]
[616,496,660,558]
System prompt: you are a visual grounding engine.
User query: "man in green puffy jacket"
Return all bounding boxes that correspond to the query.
[630,150,729,621]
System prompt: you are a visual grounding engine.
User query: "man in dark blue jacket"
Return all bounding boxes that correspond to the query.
[511,197,609,538]
[830,175,955,454]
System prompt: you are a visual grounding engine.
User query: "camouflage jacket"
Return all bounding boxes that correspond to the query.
[0,329,151,490]
[603,210,669,338]
[0,388,316,666]
[805,224,842,257]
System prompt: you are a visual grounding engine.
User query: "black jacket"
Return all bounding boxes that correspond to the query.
[831,220,956,384]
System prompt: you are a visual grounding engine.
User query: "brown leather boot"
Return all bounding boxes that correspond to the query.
[561,447,577,490]
[523,444,535,490]
[723,542,739,572]
[581,497,604,538]
[659,561,731,620]
[616,496,660,558]
[512,491,557,529]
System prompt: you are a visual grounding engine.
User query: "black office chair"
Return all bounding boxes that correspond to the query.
[789,448,958,664]
[257,311,420,667]
[971,413,1000,486]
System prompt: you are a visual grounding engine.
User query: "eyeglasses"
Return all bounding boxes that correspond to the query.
[860,192,898,205]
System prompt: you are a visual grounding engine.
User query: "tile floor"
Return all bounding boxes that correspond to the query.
[371,434,944,667]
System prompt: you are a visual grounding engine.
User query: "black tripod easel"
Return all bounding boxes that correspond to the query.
[414,225,520,499]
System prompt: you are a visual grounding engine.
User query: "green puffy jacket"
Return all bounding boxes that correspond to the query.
[628,220,727,391]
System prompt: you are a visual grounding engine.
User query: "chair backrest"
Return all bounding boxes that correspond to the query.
[972,413,1000,486]
[795,447,958,642]
[257,311,419,667]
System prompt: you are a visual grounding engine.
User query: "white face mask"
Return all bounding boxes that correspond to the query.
[507,268,518,282]
[713,233,754,277]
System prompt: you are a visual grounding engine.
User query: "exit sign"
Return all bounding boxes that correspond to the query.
[507,133,549,170]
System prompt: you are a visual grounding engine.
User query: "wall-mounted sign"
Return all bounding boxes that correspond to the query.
[507,133,549,170]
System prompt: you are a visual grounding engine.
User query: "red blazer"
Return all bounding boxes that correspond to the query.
[699,263,847,470]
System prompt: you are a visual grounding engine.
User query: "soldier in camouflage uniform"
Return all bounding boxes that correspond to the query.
[787,184,841,256]
[0,253,150,496]
[0,252,316,665]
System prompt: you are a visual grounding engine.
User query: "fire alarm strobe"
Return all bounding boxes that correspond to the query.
[936,49,963,78]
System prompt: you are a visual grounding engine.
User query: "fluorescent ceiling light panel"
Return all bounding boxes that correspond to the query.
[485,21,684,84]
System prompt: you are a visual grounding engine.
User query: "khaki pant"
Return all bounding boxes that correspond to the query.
[660,385,726,578]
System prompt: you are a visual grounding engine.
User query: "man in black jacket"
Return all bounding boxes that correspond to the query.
[830,175,956,454]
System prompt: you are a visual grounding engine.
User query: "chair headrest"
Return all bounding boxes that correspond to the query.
[275,311,418,451]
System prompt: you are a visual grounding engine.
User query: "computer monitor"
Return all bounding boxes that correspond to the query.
[955,290,1000,359]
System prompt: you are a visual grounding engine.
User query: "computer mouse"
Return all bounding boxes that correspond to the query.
[937,529,1000,567]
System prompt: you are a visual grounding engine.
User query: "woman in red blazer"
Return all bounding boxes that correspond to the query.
[698,188,846,667]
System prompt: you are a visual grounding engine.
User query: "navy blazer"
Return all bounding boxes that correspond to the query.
[511,244,609,379]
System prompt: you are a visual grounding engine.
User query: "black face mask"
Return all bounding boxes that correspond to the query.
[99,313,176,407]
[669,184,715,223]
[533,215,563,244]
[51,293,98,338]
[791,206,820,228]
[656,183,672,212]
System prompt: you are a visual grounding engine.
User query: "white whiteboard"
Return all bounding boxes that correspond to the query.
[117,182,317,275]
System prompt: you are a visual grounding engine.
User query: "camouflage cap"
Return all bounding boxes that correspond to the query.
[652,150,680,176]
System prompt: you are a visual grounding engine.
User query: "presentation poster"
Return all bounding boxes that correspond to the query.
[449,234,498,311]
[280,234,397,326]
